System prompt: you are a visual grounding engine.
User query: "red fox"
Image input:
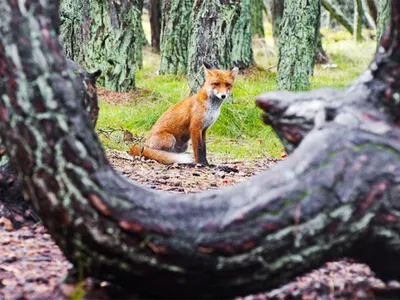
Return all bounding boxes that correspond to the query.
[129,64,239,165]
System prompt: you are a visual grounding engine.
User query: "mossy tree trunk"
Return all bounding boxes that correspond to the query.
[277,0,321,91]
[270,0,284,43]
[60,0,143,91]
[4,0,400,298]
[354,0,364,42]
[159,0,193,74]
[188,0,240,93]
[232,0,254,70]
[149,0,162,53]
[377,0,390,42]
[252,0,265,38]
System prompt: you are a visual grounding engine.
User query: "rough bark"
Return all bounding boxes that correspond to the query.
[232,0,254,70]
[366,0,378,23]
[277,0,321,91]
[377,0,391,41]
[149,0,162,53]
[354,0,365,41]
[60,0,143,91]
[159,0,193,75]
[188,0,240,93]
[321,0,354,34]
[270,0,284,43]
[0,59,101,228]
[252,0,265,38]
[3,0,400,299]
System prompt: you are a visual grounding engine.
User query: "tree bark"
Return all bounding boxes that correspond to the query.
[377,0,391,42]
[149,0,162,53]
[2,0,400,299]
[59,0,143,91]
[0,59,101,228]
[277,0,321,91]
[366,0,378,23]
[252,0,265,38]
[321,0,354,35]
[159,0,193,75]
[270,0,284,43]
[354,0,364,42]
[232,0,254,70]
[188,0,240,93]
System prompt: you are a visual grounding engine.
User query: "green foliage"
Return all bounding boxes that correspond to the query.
[97,22,376,162]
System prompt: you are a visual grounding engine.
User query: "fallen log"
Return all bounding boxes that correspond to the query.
[1,0,400,299]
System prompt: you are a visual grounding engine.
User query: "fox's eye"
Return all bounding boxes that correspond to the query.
[226,84,232,88]
[212,82,219,87]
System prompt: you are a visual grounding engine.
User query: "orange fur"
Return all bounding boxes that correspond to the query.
[129,65,239,165]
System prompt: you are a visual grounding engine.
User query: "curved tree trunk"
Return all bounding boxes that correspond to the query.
[232,0,254,70]
[252,0,265,38]
[60,0,142,91]
[2,0,400,299]
[188,0,240,93]
[0,59,101,228]
[277,0,321,91]
[159,0,193,75]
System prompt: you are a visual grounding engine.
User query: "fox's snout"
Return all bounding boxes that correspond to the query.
[212,90,230,100]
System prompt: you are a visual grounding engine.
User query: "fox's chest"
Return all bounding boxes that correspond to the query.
[202,99,223,129]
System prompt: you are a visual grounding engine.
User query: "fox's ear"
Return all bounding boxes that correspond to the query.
[203,63,214,77]
[231,66,239,78]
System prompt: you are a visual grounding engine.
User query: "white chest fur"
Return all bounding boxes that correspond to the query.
[203,98,223,130]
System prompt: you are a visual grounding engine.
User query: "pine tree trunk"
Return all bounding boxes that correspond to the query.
[366,0,378,23]
[321,0,354,34]
[159,0,193,75]
[60,0,143,91]
[232,0,254,70]
[188,0,240,93]
[252,0,265,38]
[4,0,400,298]
[270,0,284,43]
[377,0,390,42]
[354,0,364,42]
[277,0,321,91]
[149,0,162,53]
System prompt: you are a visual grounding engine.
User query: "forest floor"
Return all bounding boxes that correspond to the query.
[1,153,400,299]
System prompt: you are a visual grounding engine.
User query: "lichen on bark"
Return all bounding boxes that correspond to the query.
[277,0,321,91]
[232,0,254,70]
[187,0,240,93]
[159,0,193,74]
[60,0,143,91]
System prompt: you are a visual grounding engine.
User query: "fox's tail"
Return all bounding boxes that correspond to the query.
[129,144,193,165]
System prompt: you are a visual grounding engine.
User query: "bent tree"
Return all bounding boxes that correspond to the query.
[0,59,101,228]
[3,0,400,299]
[60,0,143,91]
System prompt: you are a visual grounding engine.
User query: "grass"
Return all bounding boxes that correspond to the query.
[96,22,377,162]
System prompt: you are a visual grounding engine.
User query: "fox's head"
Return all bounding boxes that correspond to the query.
[203,63,239,100]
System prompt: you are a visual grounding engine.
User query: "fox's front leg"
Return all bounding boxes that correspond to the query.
[191,129,208,165]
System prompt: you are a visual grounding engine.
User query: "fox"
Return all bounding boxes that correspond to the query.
[129,63,239,165]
